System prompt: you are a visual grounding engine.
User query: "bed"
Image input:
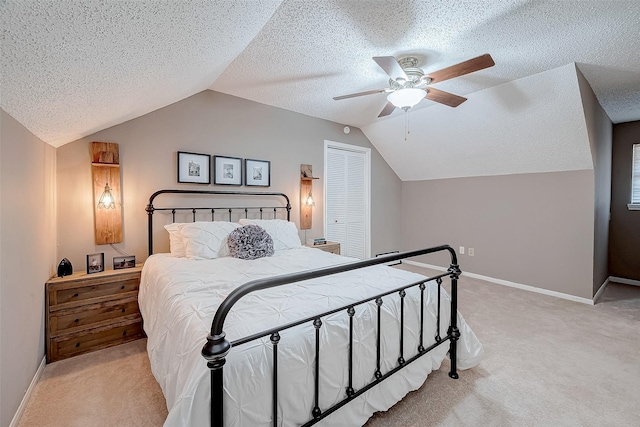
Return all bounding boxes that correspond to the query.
[140,189,483,426]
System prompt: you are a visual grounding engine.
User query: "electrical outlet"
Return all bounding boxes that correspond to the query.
[468,248,475,256]
[459,246,465,255]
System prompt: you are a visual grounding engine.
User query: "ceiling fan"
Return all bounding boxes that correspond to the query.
[333,53,495,117]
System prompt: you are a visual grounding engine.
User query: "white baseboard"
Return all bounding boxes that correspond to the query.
[593,276,640,304]
[592,277,609,304]
[9,356,46,427]
[609,276,640,287]
[403,260,448,273]
[403,260,595,305]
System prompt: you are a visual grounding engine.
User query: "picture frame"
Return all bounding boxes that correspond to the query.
[213,155,243,186]
[177,151,211,184]
[113,255,136,270]
[245,158,271,187]
[86,252,105,274]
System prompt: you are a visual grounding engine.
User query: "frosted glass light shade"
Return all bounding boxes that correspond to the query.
[387,88,426,109]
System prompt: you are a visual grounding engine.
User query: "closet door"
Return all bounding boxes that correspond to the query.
[324,141,370,259]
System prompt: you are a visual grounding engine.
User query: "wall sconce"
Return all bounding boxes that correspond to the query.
[300,164,318,230]
[97,169,116,209]
[305,191,315,207]
[92,142,122,244]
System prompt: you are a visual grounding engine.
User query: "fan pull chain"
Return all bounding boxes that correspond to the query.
[404,109,409,141]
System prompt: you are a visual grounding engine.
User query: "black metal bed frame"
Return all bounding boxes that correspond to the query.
[146,189,292,257]
[146,190,461,427]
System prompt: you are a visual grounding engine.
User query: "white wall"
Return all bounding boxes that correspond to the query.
[0,109,57,427]
[56,91,403,269]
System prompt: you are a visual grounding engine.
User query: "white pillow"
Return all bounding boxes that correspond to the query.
[178,221,240,260]
[164,223,186,257]
[238,219,301,251]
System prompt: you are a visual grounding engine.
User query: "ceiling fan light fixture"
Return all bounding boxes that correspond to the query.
[387,88,426,110]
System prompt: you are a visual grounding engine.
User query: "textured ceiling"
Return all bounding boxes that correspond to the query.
[0,0,282,147]
[1,0,639,150]
[363,64,594,181]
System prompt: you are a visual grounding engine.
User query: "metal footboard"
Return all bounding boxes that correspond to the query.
[202,245,462,427]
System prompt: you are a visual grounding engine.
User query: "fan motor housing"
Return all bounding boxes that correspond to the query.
[389,56,430,90]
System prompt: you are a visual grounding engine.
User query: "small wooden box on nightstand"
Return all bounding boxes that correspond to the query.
[45,265,144,363]
[306,241,341,255]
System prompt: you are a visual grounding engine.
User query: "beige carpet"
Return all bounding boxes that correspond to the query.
[17,266,640,426]
[17,338,167,427]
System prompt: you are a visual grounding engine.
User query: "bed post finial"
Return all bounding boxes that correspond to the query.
[447,262,461,379]
[146,203,155,257]
[202,333,231,427]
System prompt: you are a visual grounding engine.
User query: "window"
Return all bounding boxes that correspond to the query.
[631,143,640,210]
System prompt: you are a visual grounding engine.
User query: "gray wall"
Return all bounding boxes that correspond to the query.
[576,67,613,294]
[609,120,640,280]
[402,170,596,300]
[1,109,57,427]
[56,90,402,269]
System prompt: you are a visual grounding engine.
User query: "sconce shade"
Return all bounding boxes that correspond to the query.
[306,192,315,206]
[97,182,116,209]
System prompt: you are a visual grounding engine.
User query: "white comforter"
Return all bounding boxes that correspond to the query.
[139,247,483,426]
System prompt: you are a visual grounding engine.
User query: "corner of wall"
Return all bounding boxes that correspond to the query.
[609,120,640,281]
[1,109,58,427]
[574,64,613,296]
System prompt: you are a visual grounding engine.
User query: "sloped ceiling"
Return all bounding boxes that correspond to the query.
[0,0,282,147]
[363,64,593,181]
[1,0,639,177]
[212,0,640,128]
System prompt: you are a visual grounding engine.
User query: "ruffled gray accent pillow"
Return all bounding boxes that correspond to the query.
[227,224,275,260]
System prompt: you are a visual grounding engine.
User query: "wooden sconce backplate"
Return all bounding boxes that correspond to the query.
[92,142,122,244]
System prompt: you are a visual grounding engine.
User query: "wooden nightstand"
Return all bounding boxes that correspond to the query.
[45,265,144,363]
[306,241,341,255]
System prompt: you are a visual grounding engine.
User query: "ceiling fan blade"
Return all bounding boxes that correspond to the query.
[378,102,396,117]
[425,87,467,108]
[427,54,495,84]
[333,88,388,101]
[373,56,408,81]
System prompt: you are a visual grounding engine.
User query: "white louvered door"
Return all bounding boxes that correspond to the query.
[324,141,370,259]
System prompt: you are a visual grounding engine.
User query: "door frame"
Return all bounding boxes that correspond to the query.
[324,140,371,259]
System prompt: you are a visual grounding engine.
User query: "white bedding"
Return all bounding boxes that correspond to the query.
[139,247,483,426]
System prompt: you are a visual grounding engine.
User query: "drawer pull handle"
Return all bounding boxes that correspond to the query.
[73,293,79,297]
[75,343,80,348]
[74,318,79,323]
[122,331,127,336]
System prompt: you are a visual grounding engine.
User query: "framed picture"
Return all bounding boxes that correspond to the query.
[177,151,211,184]
[245,158,271,187]
[213,155,243,185]
[86,252,105,274]
[113,255,136,270]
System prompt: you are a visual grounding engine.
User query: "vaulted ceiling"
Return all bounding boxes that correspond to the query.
[2,1,639,171]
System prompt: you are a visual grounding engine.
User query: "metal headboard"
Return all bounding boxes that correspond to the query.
[146,189,291,256]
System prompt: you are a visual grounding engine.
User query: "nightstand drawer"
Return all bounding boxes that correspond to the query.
[322,245,340,255]
[46,266,143,363]
[49,319,144,361]
[53,277,139,307]
[306,241,340,255]
[49,297,140,337]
